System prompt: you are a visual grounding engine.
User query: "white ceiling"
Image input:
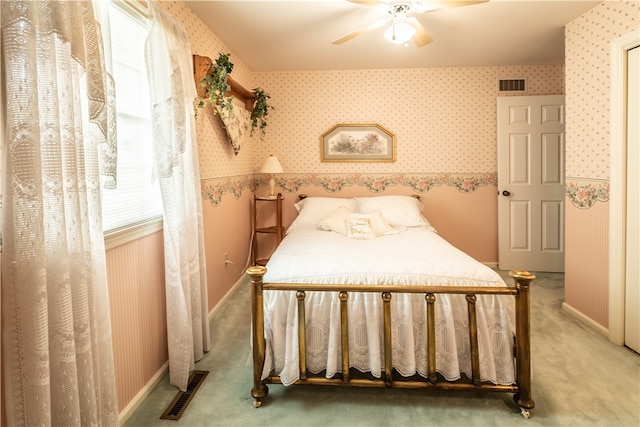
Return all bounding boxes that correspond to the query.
[184,0,600,72]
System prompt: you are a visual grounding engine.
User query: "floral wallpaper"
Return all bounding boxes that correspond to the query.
[171,0,640,214]
[162,1,569,211]
[564,1,640,208]
[159,1,257,180]
[253,65,564,175]
[565,0,639,180]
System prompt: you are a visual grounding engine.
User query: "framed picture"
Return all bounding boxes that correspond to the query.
[320,124,396,162]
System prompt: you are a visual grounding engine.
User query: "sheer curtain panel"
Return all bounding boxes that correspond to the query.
[1,1,119,425]
[145,1,211,391]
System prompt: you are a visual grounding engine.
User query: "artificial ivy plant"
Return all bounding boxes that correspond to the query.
[196,52,274,139]
[197,52,234,118]
[250,87,274,139]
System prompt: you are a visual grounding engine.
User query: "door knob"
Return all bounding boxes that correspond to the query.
[502,190,511,197]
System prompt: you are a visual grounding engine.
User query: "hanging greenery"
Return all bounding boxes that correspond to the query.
[195,52,274,139]
[250,87,274,139]
[197,52,234,117]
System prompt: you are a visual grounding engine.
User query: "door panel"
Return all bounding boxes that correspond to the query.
[542,134,562,184]
[498,95,565,272]
[542,201,562,251]
[510,201,530,250]
[510,134,530,184]
[541,104,563,124]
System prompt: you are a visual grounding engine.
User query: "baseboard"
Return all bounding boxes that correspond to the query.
[561,302,609,337]
[208,274,249,321]
[118,361,169,425]
[483,262,499,269]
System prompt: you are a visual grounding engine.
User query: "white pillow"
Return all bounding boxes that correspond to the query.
[288,197,358,233]
[319,206,352,235]
[355,195,435,230]
[345,213,378,240]
[321,208,397,237]
[364,210,398,236]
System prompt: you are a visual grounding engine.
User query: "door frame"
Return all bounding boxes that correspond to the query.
[609,28,640,345]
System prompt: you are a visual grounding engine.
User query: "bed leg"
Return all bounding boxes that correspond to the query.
[510,270,536,415]
[382,292,393,387]
[297,291,308,380]
[425,293,437,384]
[339,291,351,383]
[466,294,481,386]
[247,266,269,408]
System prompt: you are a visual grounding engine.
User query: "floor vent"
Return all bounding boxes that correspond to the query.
[160,370,209,421]
[498,78,526,92]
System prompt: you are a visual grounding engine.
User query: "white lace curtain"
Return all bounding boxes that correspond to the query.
[1,1,119,426]
[145,1,211,391]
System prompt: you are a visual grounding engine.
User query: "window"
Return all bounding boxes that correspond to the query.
[102,1,162,236]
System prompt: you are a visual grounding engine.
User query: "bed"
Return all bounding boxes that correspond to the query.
[246,195,535,417]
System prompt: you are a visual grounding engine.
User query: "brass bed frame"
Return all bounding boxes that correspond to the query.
[246,267,536,418]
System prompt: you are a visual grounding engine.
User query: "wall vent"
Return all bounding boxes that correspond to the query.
[498,78,526,93]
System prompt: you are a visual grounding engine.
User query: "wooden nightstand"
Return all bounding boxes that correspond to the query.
[252,193,284,266]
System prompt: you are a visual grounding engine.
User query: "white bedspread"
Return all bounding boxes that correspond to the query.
[262,226,516,386]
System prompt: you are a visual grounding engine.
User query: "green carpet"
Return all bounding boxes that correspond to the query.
[124,271,640,427]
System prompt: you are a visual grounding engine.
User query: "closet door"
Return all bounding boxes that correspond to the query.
[624,46,639,353]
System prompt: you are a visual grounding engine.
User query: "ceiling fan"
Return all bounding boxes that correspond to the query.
[332,0,488,47]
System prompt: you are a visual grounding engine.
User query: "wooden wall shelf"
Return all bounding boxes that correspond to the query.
[192,54,255,112]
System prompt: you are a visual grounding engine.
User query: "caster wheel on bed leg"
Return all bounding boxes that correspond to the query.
[251,384,268,408]
[514,393,534,418]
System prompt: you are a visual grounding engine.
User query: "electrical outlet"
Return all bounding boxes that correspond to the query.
[223,252,232,267]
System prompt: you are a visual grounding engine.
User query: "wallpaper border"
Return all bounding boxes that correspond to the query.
[201,175,612,210]
[566,179,610,209]
[201,173,497,206]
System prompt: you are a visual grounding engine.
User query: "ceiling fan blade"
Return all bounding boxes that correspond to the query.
[418,0,488,13]
[407,17,433,47]
[332,18,389,45]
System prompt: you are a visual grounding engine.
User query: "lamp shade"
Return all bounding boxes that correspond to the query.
[260,155,284,174]
[384,19,416,45]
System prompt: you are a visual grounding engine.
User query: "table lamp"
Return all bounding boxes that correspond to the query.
[260,155,283,198]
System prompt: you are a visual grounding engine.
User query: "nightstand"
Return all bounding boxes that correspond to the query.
[252,193,284,266]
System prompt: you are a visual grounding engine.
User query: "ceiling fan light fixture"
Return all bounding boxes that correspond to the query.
[384,18,416,45]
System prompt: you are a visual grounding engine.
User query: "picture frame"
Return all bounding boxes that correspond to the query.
[320,124,396,162]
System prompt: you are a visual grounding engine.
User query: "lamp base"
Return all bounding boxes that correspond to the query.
[268,176,277,198]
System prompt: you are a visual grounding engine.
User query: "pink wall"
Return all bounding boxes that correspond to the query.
[564,200,609,327]
[202,191,253,309]
[106,232,167,413]
[564,1,639,328]
[264,181,499,263]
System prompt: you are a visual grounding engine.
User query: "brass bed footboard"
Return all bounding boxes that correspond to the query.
[246,267,535,418]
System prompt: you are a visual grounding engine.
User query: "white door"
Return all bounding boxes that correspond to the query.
[624,46,640,353]
[497,95,565,272]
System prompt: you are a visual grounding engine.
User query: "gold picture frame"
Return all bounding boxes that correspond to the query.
[320,124,396,162]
